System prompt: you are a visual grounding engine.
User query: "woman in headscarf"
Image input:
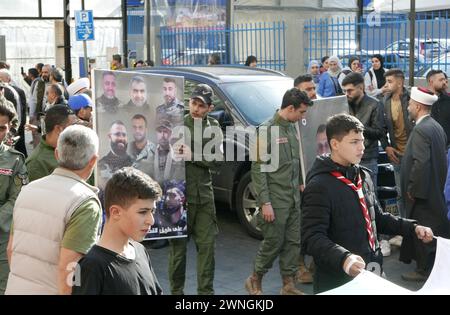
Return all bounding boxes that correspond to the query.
[318,56,343,97]
[364,54,387,98]
[307,60,321,84]
[338,56,362,89]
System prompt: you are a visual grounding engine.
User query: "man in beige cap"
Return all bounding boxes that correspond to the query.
[400,87,450,282]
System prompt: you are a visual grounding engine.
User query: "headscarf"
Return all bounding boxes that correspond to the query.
[327,56,342,78]
[308,60,321,84]
[371,54,386,88]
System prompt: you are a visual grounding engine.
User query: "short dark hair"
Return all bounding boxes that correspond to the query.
[342,72,365,87]
[49,84,63,97]
[348,56,360,68]
[36,63,44,72]
[0,97,17,122]
[294,74,313,87]
[384,68,405,80]
[0,61,10,70]
[163,77,176,84]
[426,69,448,82]
[104,167,162,218]
[321,56,330,64]
[110,120,126,129]
[316,124,327,135]
[326,114,364,146]
[281,88,313,109]
[245,55,257,66]
[44,105,74,133]
[103,71,115,79]
[132,114,147,127]
[50,68,63,83]
[112,54,122,62]
[28,68,39,79]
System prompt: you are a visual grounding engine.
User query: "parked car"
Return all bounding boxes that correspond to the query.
[133,66,397,238]
[415,52,450,77]
[385,39,447,61]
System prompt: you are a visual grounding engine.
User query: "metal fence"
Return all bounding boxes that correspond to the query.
[304,13,450,77]
[159,21,286,71]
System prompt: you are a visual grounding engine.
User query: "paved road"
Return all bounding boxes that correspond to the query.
[146,206,425,295]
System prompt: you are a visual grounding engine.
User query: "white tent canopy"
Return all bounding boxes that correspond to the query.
[373,0,450,13]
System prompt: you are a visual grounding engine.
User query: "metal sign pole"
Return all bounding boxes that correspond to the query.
[82,0,89,77]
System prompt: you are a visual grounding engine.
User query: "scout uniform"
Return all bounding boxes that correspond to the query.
[0,143,28,294]
[248,110,304,295]
[168,85,223,295]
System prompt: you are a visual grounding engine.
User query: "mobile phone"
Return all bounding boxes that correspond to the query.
[21,66,24,74]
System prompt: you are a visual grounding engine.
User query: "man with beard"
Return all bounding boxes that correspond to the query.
[400,87,450,282]
[342,72,385,189]
[123,76,150,111]
[294,74,319,100]
[427,70,450,148]
[156,78,184,126]
[121,76,154,128]
[30,64,51,148]
[129,114,155,175]
[98,121,134,188]
[96,71,120,115]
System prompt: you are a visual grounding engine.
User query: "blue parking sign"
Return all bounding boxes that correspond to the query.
[75,10,94,41]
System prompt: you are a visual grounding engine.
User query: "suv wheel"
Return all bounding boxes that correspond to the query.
[235,172,263,239]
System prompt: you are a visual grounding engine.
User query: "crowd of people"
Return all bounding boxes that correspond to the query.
[0,53,449,295]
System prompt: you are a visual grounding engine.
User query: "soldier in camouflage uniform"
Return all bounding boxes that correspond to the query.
[168,84,223,295]
[156,78,185,127]
[128,114,155,176]
[245,89,313,295]
[153,119,184,184]
[0,93,28,294]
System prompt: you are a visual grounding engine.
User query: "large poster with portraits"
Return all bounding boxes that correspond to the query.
[93,69,187,240]
[298,96,349,182]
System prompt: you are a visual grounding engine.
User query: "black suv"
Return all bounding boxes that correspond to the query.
[137,66,397,239]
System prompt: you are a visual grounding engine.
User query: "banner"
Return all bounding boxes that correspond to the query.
[94,69,187,240]
[321,237,450,295]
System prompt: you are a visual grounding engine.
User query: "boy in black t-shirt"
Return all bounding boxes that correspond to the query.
[72,167,163,295]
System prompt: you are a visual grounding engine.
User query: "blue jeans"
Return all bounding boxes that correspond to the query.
[361,158,378,193]
[393,157,405,218]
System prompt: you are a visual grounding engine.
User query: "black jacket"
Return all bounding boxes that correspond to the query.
[349,94,385,160]
[431,92,450,148]
[301,155,416,293]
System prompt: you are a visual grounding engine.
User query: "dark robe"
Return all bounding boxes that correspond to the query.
[400,115,450,271]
